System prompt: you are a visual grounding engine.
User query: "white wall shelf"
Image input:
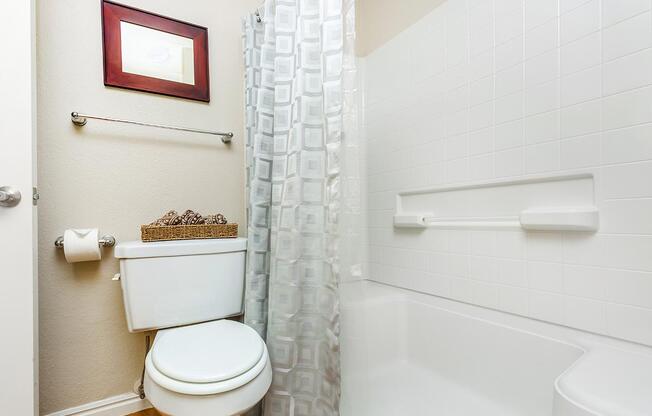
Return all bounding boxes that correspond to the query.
[393,173,599,232]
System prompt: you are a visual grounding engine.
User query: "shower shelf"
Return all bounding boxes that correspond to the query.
[393,173,599,232]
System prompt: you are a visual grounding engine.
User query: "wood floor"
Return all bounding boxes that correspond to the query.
[127,409,161,416]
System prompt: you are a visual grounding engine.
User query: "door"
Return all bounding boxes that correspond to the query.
[0,0,38,414]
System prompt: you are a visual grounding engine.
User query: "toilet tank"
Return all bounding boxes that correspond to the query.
[114,238,247,332]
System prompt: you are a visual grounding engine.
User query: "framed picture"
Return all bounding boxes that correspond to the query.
[101,0,210,102]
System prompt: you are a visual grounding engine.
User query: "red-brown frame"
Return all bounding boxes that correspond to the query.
[101,0,210,102]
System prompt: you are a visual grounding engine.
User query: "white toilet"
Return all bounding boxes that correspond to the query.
[114,238,271,416]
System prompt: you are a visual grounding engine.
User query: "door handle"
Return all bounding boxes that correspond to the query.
[0,186,21,207]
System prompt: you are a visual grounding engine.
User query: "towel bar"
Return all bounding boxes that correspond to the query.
[71,112,234,144]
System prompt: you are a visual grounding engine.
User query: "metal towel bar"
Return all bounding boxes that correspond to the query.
[71,112,234,143]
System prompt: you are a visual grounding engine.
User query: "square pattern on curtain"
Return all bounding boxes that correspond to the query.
[242,0,357,414]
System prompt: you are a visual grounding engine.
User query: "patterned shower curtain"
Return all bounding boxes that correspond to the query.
[242,0,358,414]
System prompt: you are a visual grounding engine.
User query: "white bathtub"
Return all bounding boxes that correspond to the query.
[340,281,652,416]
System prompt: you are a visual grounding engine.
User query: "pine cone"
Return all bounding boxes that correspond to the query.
[151,210,179,226]
[168,214,183,225]
[180,210,205,225]
[204,213,227,224]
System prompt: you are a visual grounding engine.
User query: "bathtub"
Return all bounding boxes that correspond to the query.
[340,281,652,416]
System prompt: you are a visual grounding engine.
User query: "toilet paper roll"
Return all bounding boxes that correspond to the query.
[63,228,102,263]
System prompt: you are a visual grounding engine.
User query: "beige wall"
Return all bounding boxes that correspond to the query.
[37,0,258,413]
[356,0,445,56]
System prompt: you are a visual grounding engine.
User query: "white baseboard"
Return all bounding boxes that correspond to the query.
[45,392,152,416]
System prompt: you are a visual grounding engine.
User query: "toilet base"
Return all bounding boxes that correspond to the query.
[144,360,272,416]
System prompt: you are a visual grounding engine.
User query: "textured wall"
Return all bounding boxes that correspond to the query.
[37,0,259,413]
[362,0,652,346]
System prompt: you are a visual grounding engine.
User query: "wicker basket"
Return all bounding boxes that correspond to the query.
[141,223,238,242]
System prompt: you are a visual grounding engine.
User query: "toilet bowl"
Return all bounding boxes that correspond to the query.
[144,320,272,416]
[114,238,272,415]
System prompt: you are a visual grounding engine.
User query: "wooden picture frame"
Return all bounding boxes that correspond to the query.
[101,0,210,102]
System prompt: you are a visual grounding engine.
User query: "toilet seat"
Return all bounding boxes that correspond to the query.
[146,320,269,396]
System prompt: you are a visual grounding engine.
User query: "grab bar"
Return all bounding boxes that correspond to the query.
[394,208,599,232]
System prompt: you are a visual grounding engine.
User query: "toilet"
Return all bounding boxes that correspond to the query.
[114,238,271,416]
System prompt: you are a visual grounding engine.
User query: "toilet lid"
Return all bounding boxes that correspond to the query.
[151,320,265,384]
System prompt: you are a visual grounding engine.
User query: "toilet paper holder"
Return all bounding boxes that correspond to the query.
[54,234,116,248]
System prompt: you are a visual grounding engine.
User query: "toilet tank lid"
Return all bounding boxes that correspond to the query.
[115,238,247,259]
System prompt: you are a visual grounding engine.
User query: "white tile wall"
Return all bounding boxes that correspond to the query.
[362,0,652,346]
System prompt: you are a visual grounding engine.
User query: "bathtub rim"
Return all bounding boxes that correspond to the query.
[341,280,652,416]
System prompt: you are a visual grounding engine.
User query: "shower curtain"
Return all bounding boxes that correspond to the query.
[242,0,359,414]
